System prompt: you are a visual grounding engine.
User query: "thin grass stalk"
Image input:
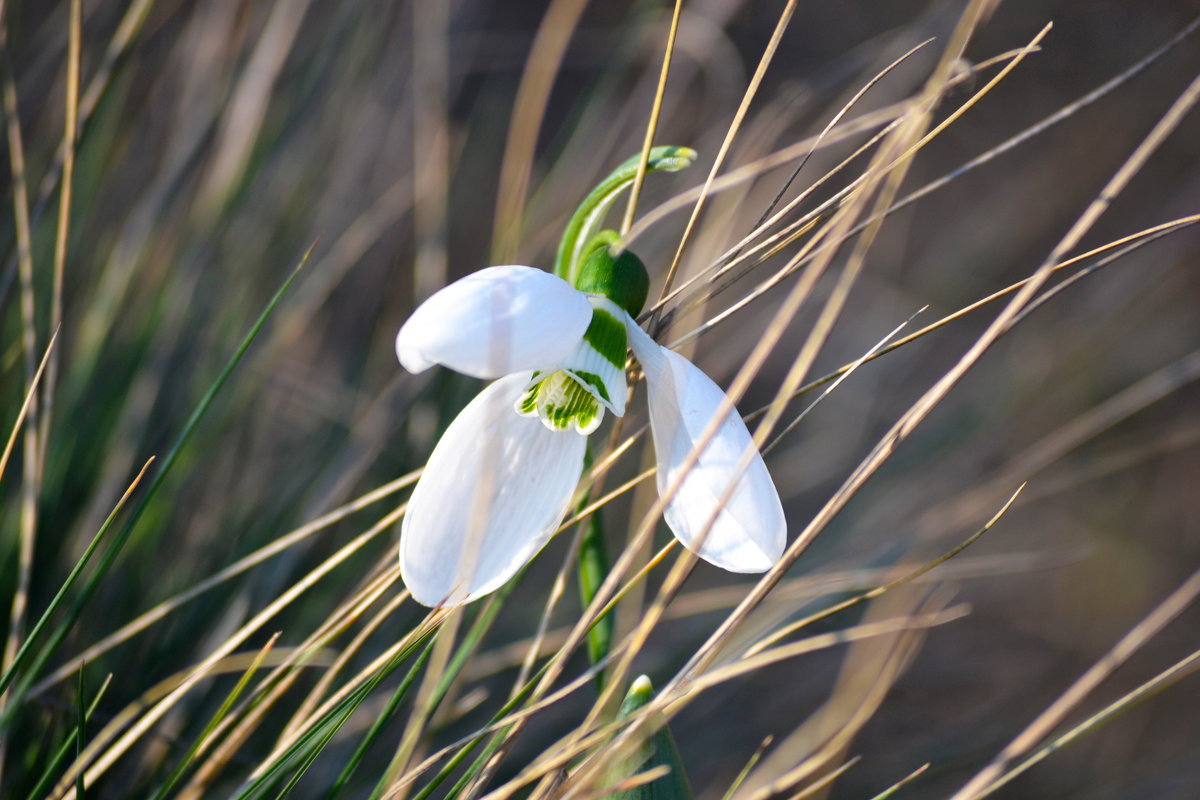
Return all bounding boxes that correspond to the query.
[746,485,1024,658]
[948,567,1200,800]
[232,626,441,800]
[62,505,403,797]
[680,19,1200,342]
[53,649,332,800]
[175,575,407,800]
[474,606,967,800]
[0,0,160,304]
[491,0,589,263]
[977,647,1200,798]
[375,578,521,800]
[0,24,42,781]
[643,17,1200,326]
[149,634,281,800]
[619,0,682,236]
[720,736,773,800]
[652,0,799,325]
[669,37,937,321]
[0,331,57,488]
[31,470,420,697]
[10,245,316,725]
[670,25,1200,706]
[865,763,930,800]
[325,637,437,800]
[283,580,410,744]
[0,457,153,701]
[380,607,463,800]
[22,674,111,800]
[38,0,81,476]
[739,215,1200,421]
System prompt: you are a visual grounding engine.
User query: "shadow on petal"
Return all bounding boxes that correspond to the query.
[400,372,588,605]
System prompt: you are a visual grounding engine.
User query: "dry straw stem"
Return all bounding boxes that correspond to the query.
[660,15,1200,336]
[247,607,448,788]
[673,17,1050,353]
[280,571,409,743]
[30,470,420,696]
[669,20,1200,707]
[737,590,955,799]
[474,603,967,800]
[492,0,590,263]
[39,0,81,475]
[721,735,775,800]
[867,763,931,800]
[910,346,1200,545]
[779,755,861,800]
[981,646,1200,797]
[738,213,1200,422]
[619,0,683,236]
[1,22,41,772]
[557,9,1024,795]
[175,574,408,799]
[382,605,465,800]
[0,331,57,488]
[463,546,1065,683]
[63,503,411,796]
[574,765,671,800]
[660,35,949,326]
[653,0,800,319]
[0,0,157,299]
[50,647,335,800]
[378,653,619,800]
[949,566,1200,800]
[745,484,1024,659]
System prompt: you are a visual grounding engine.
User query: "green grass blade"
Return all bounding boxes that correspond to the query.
[0,456,152,701]
[75,663,86,800]
[150,634,280,800]
[369,576,519,800]
[577,509,611,689]
[232,625,434,800]
[0,243,315,727]
[23,673,110,800]
[324,636,436,799]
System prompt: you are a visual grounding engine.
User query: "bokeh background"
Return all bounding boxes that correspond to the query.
[2,0,1199,797]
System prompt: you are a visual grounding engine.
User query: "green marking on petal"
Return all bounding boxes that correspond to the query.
[515,370,604,435]
[515,384,539,416]
[582,308,627,370]
[568,370,612,403]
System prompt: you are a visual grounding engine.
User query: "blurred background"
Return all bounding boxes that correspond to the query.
[2,0,1199,797]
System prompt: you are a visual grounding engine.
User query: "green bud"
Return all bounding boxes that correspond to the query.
[575,230,650,318]
[604,676,693,800]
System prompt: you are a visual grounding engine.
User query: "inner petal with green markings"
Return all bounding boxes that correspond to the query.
[514,296,629,435]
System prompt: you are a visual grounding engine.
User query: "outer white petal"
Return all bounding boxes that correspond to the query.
[400,372,587,606]
[626,318,785,572]
[396,266,592,379]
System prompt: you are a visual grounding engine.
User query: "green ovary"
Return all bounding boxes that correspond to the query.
[515,371,603,435]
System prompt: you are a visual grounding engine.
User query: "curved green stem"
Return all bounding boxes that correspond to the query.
[555,146,696,286]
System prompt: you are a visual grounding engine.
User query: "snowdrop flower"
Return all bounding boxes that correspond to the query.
[396,246,785,606]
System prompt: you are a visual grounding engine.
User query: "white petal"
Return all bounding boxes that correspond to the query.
[396,266,592,379]
[400,372,587,605]
[626,318,785,572]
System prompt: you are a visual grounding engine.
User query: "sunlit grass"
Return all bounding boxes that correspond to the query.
[2,2,1199,799]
